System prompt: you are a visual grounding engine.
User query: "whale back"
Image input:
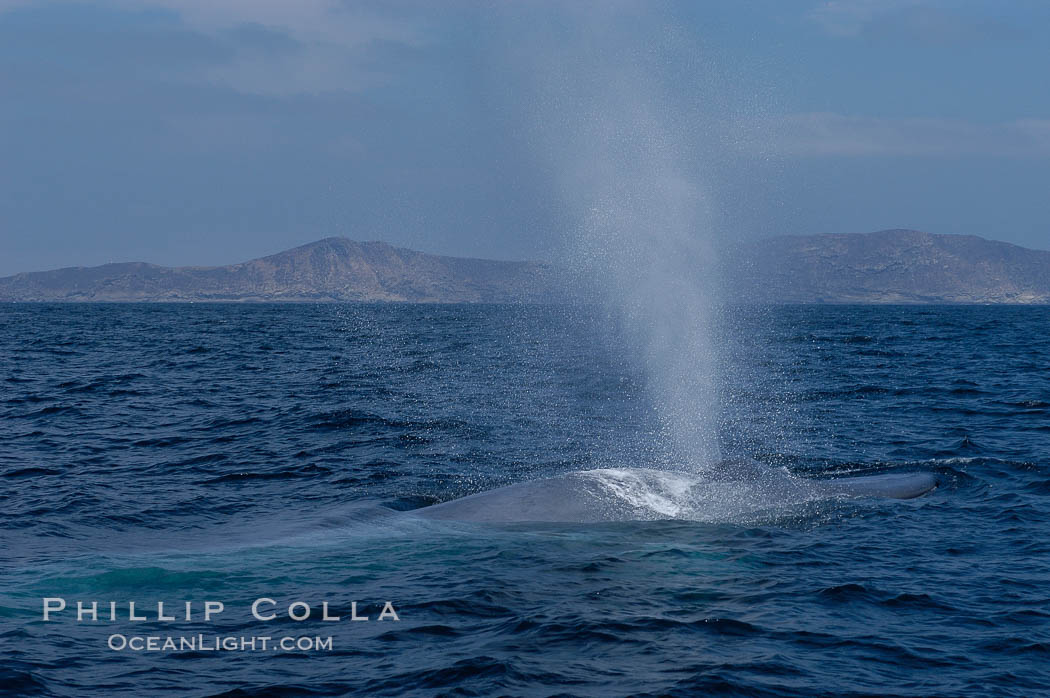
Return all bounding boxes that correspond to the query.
[813,472,938,500]
[418,471,643,523]
[416,468,937,524]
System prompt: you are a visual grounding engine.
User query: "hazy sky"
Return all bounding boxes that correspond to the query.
[2,0,1049,276]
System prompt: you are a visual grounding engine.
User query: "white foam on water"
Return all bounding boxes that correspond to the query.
[579,468,697,518]
[572,467,830,523]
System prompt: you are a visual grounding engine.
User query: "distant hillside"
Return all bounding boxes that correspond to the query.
[727,229,1050,304]
[0,238,557,303]
[2,230,1048,304]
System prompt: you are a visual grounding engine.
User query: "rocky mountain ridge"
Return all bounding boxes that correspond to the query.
[725,229,1050,304]
[2,230,1048,304]
[0,238,556,303]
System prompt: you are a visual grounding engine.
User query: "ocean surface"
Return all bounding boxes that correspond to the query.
[2,303,1048,697]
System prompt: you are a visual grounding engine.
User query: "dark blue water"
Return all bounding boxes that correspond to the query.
[2,304,1048,697]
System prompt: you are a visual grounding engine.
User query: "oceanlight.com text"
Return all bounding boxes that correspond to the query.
[107,634,334,652]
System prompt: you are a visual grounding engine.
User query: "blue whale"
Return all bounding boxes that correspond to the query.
[416,467,937,524]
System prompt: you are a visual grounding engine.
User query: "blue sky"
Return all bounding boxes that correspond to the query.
[2,0,1049,275]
